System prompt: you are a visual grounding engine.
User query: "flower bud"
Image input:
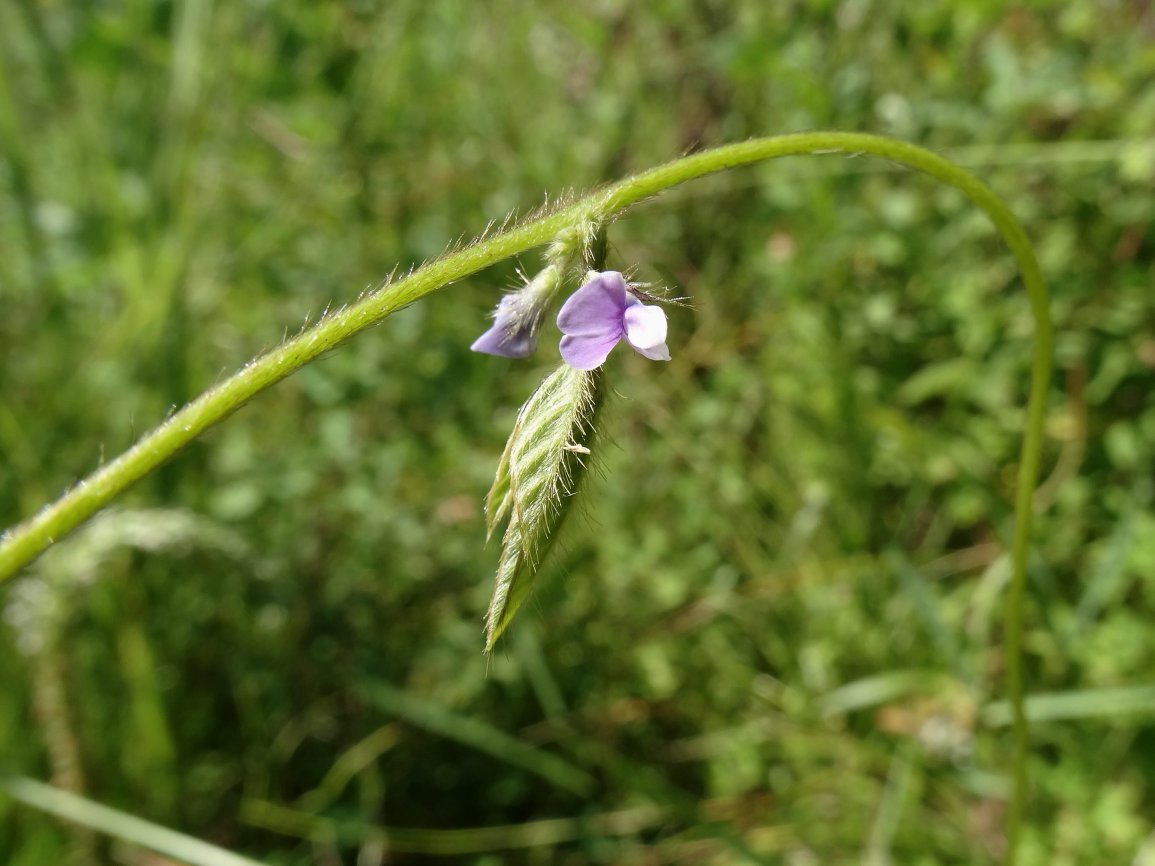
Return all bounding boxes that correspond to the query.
[470,265,563,358]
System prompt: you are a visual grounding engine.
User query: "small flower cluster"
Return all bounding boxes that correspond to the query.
[474,253,672,650]
[472,270,671,370]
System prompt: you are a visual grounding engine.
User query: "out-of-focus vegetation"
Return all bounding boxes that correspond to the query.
[2,1,1155,864]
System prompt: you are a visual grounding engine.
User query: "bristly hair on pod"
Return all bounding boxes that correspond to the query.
[483,364,604,651]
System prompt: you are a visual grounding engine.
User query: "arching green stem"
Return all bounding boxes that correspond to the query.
[0,133,1050,861]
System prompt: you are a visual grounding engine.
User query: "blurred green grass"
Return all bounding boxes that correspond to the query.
[2,1,1155,864]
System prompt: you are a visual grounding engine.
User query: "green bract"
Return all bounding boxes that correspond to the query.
[484,364,604,650]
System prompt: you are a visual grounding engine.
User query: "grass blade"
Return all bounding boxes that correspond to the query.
[0,776,267,866]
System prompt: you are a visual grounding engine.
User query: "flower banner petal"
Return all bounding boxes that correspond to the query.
[556,272,628,338]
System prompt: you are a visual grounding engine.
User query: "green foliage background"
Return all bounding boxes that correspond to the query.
[2,1,1155,863]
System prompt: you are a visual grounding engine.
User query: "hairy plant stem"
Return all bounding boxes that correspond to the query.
[0,133,1050,862]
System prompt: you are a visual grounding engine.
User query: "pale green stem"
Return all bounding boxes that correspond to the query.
[0,133,1051,862]
[0,776,267,866]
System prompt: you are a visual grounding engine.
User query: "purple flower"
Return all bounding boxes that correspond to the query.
[471,294,541,358]
[471,266,561,359]
[557,271,671,371]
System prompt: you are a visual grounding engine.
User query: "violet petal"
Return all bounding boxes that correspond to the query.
[556,271,628,338]
[471,296,538,358]
[470,321,536,358]
[560,332,621,371]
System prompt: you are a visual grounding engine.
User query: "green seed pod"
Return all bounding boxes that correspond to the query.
[484,364,604,651]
